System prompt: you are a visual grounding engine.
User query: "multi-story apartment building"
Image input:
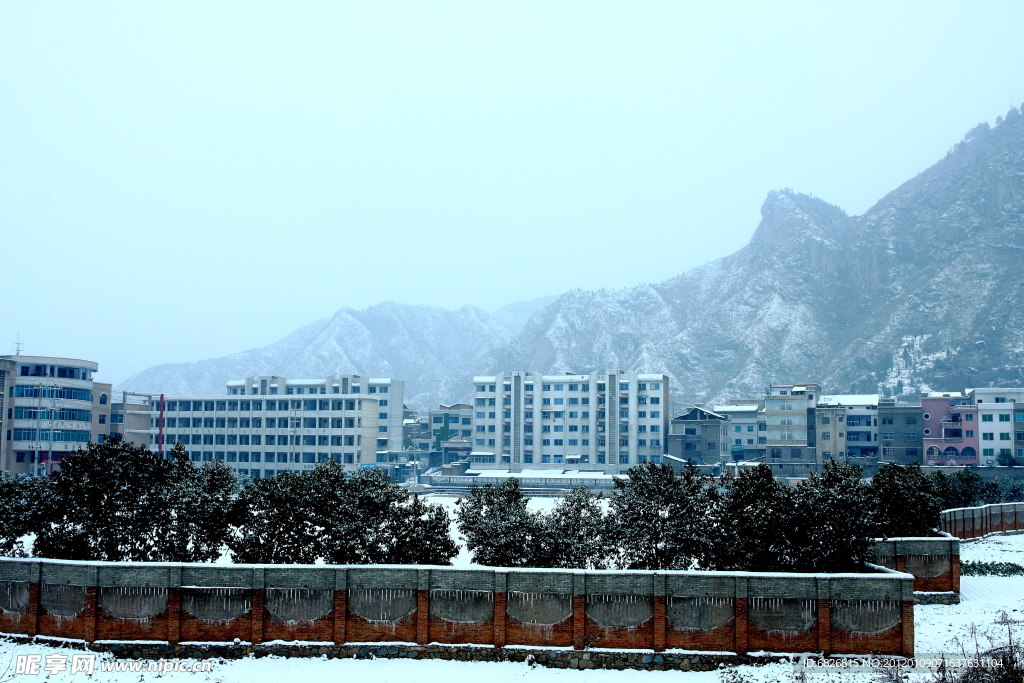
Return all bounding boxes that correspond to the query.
[428,404,474,449]
[108,374,403,479]
[763,384,821,476]
[921,392,978,466]
[814,403,848,463]
[1016,403,1024,465]
[0,357,15,473]
[2,355,111,477]
[470,371,669,474]
[714,402,765,461]
[667,406,727,465]
[877,398,923,465]
[966,388,1024,466]
[817,394,881,469]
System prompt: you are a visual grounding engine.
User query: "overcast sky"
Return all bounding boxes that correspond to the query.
[1,1,1022,385]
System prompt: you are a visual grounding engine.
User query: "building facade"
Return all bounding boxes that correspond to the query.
[470,371,669,474]
[967,388,1024,466]
[877,398,924,465]
[667,406,727,465]
[107,374,404,479]
[921,392,979,466]
[2,355,111,477]
[714,403,764,462]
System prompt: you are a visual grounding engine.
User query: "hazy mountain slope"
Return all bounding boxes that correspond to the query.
[120,302,517,407]
[122,107,1024,412]
[489,108,1024,409]
[491,295,560,333]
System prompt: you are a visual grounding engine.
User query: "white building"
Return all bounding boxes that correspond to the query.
[112,374,404,479]
[1,355,112,477]
[470,370,669,474]
[966,388,1023,465]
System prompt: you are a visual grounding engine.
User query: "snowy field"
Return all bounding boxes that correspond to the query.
[957,530,1024,565]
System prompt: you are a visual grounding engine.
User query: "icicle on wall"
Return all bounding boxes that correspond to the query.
[40,583,87,618]
[0,580,29,614]
[506,591,572,626]
[903,554,951,578]
[429,589,494,624]
[181,588,252,622]
[667,596,735,631]
[585,594,654,629]
[831,600,901,635]
[347,588,417,624]
[99,586,168,620]
[748,598,815,634]
[265,588,333,623]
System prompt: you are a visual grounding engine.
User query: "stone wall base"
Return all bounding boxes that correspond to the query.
[2,636,786,672]
[914,592,960,606]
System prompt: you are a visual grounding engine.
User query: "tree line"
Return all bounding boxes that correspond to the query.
[0,437,1020,572]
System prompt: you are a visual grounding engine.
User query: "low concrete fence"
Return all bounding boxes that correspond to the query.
[0,558,913,657]
[939,502,1024,540]
[870,538,959,594]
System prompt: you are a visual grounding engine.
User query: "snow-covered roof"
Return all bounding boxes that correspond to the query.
[713,404,758,413]
[472,376,498,383]
[467,468,618,480]
[288,379,324,385]
[368,378,392,384]
[225,380,245,386]
[817,394,881,407]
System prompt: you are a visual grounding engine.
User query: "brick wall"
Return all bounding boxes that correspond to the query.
[0,558,915,657]
[871,537,960,593]
[940,502,1023,539]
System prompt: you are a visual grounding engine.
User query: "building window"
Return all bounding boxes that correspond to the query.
[99,393,108,405]
[982,414,993,422]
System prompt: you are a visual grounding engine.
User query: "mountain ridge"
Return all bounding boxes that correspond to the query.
[122,107,1024,411]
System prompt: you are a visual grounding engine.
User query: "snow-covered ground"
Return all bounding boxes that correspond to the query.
[957,531,1024,565]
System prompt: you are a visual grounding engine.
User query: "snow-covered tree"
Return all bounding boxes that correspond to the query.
[541,485,610,569]
[707,464,794,571]
[605,462,714,570]
[381,494,459,565]
[869,463,941,538]
[788,460,875,572]
[33,437,179,561]
[227,471,321,564]
[0,476,40,557]
[456,478,545,567]
[158,444,237,562]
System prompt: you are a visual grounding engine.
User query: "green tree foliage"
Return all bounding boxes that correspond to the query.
[33,438,178,560]
[788,460,876,573]
[456,478,545,567]
[31,438,236,562]
[929,468,990,509]
[870,463,942,538]
[381,494,459,565]
[541,486,611,569]
[708,464,794,572]
[159,444,237,562]
[227,471,319,564]
[0,476,41,556]
[605,462,714,570]
[228,462,458,565]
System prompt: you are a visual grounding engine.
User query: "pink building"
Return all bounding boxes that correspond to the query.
[921,393,979,465]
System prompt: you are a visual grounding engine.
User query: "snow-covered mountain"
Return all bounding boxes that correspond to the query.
[123,108,1024,411]
[491,109,1024,408]
[120,302,517,407]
